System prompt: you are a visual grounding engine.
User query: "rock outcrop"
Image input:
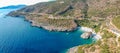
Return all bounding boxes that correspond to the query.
[31,17,77,31]
[81,32,92,39]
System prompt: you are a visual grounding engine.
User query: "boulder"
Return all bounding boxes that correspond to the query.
[81,32,92,39]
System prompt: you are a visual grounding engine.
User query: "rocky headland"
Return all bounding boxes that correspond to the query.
[7,0,120,53]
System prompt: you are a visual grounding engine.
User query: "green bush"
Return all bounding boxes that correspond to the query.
[77,47,84,53]
[100,44,110,53]
[112,15,120,29]
[90,46,96,52]
[102,30,116,39]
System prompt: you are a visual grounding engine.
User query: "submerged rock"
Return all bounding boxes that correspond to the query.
[81,32,92,39]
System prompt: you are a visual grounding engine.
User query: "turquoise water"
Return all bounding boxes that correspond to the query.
[0,9,93,53]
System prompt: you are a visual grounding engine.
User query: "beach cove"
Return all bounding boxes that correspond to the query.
[0,8,97,53]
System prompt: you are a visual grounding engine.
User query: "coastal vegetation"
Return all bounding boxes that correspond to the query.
[75,19,91,27]
[102,30,116,39]
[7,0,120,53]
[75,28,119,53]
[77,47,84,53]
[75,19,101,33]
[30,16,77,31]
[112,15,120,29]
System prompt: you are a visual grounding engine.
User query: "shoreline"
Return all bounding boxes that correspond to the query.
[66,27,102,53]
[66,46,78,53]
[79,27,102,40]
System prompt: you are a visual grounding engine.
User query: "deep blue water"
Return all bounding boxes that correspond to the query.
[0,9,93,53]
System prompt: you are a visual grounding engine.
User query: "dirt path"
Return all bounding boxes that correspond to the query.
[106,16,120,35]
[106,16,120,47]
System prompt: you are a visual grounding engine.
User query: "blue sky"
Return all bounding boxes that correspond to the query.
[0,0,51,7]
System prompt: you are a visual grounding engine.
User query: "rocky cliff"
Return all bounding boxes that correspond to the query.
[8,0,120,31]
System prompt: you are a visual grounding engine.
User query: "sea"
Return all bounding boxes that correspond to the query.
[0,7,93,53]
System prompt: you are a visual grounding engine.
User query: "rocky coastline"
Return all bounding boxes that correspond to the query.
[67,47,78,53]
[25,14,77,32]
[67,27,102,53]
[31,20,77,31]
[7,11,78,32]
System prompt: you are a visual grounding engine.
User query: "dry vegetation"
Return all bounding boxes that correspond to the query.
[77,29,119,53]
[112,15,120,29]
[8,0,120,52]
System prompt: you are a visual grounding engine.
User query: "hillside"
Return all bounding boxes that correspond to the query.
[8,0,120,17]
[7,0,120,52]
[8,0,120,31]
[8,0,89,18]
[8,0,89,31]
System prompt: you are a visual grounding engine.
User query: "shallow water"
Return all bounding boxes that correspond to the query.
[0,9,93,53]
